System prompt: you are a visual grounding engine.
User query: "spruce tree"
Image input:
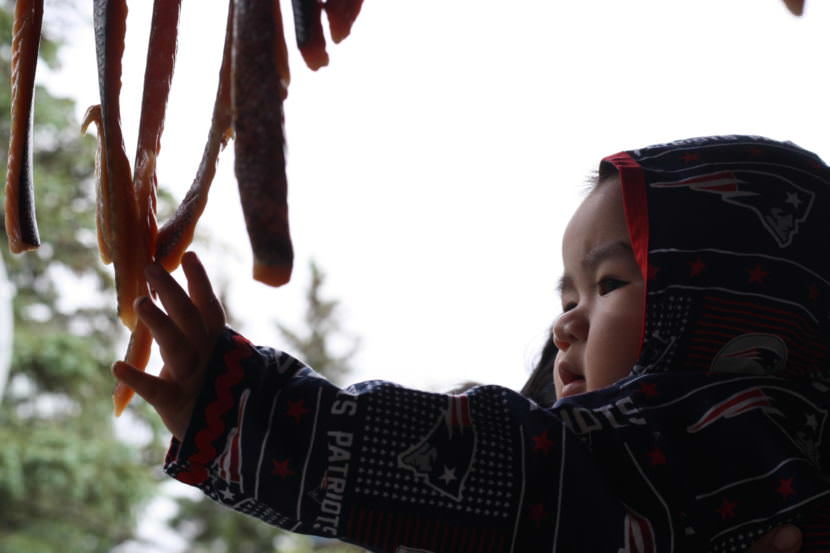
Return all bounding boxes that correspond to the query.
[0,1,167,551]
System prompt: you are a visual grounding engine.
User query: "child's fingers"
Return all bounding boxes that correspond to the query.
[112,360,180,409]
[746,524,801,553]
[145,263,209,345]
[135,296,197,378]
[182,251,226,335]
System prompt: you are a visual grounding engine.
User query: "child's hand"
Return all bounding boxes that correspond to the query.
[748,525,802,553]
[112,251,226,441]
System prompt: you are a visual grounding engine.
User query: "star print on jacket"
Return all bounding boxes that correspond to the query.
[165,136,830,552]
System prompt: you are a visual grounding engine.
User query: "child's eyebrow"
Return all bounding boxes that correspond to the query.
[583,240,634,271]
[556,240,635,296]
[556,274,574,295]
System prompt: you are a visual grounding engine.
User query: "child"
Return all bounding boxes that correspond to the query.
[114,135,830,552]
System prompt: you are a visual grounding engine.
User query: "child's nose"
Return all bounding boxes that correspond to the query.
[552,309,588,350]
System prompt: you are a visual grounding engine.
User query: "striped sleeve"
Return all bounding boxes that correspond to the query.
[163,328,628,552]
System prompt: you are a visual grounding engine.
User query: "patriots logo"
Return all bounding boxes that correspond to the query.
[710,333,788,376]
[307,472,328,505]
[398,395,477,501]
[686,385,826,466]
[618,510,657,553]
[651,170,815,247]
[687,388,780,433]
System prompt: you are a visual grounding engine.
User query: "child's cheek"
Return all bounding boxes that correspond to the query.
[552,352,565,398]
[588,286,645,389]
[613,283,646,371]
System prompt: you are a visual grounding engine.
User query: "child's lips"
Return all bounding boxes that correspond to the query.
[560,379,587,398]
[557,360,587,398]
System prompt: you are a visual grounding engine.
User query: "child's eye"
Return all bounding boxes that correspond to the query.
[561,301,577,312]
[598,276,627,295]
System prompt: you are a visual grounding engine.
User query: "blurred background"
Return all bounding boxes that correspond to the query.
[0,0,828,551]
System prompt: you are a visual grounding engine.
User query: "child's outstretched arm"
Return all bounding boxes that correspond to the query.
[111,257,820,552]
[112,251,225,441]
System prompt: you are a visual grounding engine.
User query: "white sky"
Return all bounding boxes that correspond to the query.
[42,0,830,396]
[31,0,830,551]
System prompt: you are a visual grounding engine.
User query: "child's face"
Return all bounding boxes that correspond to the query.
[553,176,644,399]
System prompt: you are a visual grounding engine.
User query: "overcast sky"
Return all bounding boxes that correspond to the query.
[33,0,830,550]
[43,0,830,397]
[40,0,830,394]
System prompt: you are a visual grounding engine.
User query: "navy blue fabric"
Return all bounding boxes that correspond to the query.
[606,136,830,380]
[165,136,830,552]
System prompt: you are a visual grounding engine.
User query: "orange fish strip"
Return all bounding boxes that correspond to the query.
[5,0,43,253]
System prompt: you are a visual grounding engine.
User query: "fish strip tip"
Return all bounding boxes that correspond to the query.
[253,262,293,287]
[80,104,102,134]
[113,322,153,415]
[113,380,133,416]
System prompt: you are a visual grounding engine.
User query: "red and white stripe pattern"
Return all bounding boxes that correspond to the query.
[217,388,251,489]
[687,387,771,433]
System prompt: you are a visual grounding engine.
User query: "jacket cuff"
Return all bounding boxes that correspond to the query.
[164,327,262,486]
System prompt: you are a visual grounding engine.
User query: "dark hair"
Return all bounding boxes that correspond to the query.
[446,380,483,394]
[520,328,557,406]
[598,160,618,182]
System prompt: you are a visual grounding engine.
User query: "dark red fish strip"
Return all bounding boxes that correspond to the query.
[155,0,234,272]
[5,0,43,253]
[291,0,329,70]
[783,0,805,15]
[273,0,291,98]
[234,0,294,286]
[324,0,363,43]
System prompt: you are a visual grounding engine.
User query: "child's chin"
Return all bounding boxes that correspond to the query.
[559,380,587,398]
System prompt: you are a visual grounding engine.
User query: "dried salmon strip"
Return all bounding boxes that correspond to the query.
[324,0,363,43]
[783,0,805,15]
[291,0,329,70]
[113,321,152,416]
[155,0,234,272]
[5,0,367,415]
[235,0,293,286]
[111,0,183,415]
[83,100,154,415]
[5,0,43,253]
[94,0,147,331]
[81,105,113,264]
[273,0,291,98]
[133,0,182,260]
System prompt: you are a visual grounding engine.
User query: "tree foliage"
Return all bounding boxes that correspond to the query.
[276,260,360,386]
[0,2,165,551]
[0,3,363,551]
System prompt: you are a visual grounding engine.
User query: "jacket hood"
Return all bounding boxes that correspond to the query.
[601,135,830,379]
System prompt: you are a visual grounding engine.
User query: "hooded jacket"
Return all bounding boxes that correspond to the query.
[165,135,830,553]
